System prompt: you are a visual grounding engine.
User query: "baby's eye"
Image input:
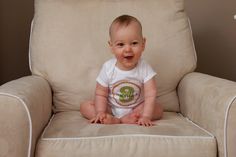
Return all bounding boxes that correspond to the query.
[116,43,124,47]
[132,41,139,45]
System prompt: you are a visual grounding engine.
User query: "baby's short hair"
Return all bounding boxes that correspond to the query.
[109,15,143,37]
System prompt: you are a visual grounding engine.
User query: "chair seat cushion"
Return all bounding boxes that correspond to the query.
[35,112,216,157]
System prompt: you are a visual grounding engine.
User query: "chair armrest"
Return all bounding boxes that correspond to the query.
[178,72,236,157]
[0,75,52,157]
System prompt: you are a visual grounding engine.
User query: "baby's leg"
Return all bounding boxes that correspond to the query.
[102,114,121,124]
[80,100,96,120]
[119,103,144,124]
[120,112,140,124]
[152,103,163,120]
[132,102,163,120]
[120,107,142,124]
[99,107,120,124]
[80,101,120,124]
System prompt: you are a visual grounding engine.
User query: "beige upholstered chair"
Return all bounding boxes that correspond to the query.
[0,0,235,157]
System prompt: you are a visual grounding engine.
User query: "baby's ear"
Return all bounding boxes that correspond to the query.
[108,41,114,54]
[108,40,112,48]
[143,37,146,45]
[142,37,146,49]
[108,41,112,47]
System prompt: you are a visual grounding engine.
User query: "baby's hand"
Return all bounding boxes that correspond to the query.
[137,116,154,127]
[90,112,107,124]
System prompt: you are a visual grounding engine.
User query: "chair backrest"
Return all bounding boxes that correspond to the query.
[30,0,197,113]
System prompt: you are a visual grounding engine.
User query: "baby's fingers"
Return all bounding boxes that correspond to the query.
[137,120,154,127]
[90,114,107,124]
[90,117,100,123]
[145,121,154,127]
[137,120,144,126]
[90,118,96,123]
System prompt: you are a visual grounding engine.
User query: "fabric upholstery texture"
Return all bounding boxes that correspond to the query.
[178,72,236,157]
[35,112,216,157]
[30,0,196,113]
[1,0,235,157]
[0,76,52,157]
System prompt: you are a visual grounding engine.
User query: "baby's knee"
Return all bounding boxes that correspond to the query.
[153,104,163,120]
[80,101,94,111]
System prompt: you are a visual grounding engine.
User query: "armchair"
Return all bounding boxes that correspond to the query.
[0,0,235,157]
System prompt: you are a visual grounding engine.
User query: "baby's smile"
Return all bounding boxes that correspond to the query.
[124,55,134,60]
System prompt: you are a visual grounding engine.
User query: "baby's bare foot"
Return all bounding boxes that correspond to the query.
[102,114,121,124]
[121,112,140,124]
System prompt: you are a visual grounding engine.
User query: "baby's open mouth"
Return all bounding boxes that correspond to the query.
[124,56,134,60]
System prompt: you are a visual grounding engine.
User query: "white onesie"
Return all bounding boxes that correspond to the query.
[96,58,156,118]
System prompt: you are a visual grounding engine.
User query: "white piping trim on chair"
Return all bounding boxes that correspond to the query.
[178,113,215,138]
[41,133,215,141]
[40,114,55,139]
[0,92,32,157]
[224,96,236,157]
[28,19,34,73]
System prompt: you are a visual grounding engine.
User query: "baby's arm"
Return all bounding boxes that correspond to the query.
[137,78,157,126]
[90,83,109,123]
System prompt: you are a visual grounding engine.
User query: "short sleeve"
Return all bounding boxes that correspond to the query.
[96,63,109,87]
[141,60,157,83]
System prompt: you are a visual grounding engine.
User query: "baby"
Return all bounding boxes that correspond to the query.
[80,15,163,126]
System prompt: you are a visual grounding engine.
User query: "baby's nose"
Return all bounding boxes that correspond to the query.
[124,45,132,52]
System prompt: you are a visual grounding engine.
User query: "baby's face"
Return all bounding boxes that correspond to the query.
[109,22,145,71]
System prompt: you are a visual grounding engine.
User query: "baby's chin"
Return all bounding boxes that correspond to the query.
[122,63,138,70]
